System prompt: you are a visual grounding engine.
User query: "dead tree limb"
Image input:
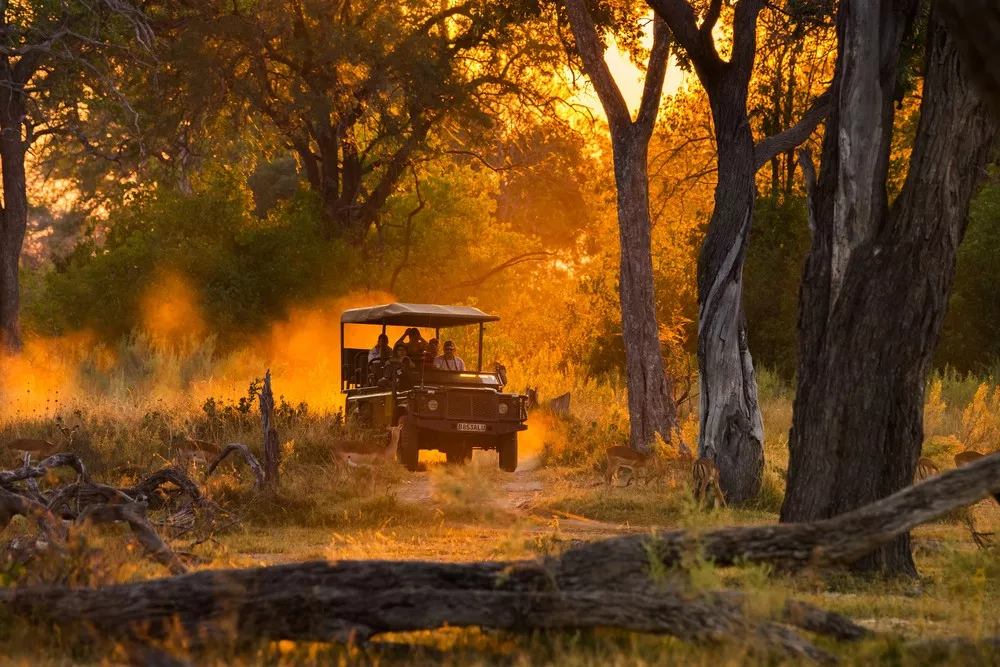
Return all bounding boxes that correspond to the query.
[47,482,136,516]
[0,487,65,538]
[205,443,265,490]
[77,503,187,575]
[0,453,88,486]
[122,466,202,504]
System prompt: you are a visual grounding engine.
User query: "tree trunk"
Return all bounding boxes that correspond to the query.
[613,130,679,454]
[0,94,28,352]
[781,5,997,577]
[697,96,764,502]
[562,2,681,455]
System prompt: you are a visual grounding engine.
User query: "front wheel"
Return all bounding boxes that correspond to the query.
[397,415,419,471]
[498,432,518,472]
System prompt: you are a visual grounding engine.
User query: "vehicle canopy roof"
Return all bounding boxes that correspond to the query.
[340,303,499,328]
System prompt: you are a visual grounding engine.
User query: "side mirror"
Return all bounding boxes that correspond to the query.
[495,362,507,387]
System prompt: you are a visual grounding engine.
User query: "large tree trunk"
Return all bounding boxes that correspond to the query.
[613,130,679,454]
[0,93,28,352]
[781,4,997,576]
[563,3,681,455]
[697,97,764,502]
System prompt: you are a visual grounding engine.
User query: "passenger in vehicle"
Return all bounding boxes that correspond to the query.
[395,327,427,360]
[423,338,439,368]
[433,340,466,371]
[391,342,414,370]
[368,333,390,365]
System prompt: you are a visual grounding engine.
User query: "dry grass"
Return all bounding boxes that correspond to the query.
[2,369,1000,665]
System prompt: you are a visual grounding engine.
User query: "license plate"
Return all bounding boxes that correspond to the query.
[456,422,487,432]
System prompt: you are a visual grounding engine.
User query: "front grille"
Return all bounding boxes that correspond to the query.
[446,391,498,421]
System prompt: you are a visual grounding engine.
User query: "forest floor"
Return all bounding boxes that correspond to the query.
[2,404,999,666]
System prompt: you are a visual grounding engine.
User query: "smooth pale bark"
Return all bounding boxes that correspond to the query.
[564,1,682,455]
[696,90,764,502]
[782,5,998,576]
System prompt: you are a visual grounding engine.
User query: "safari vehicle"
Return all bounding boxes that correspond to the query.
[340,303,528,471]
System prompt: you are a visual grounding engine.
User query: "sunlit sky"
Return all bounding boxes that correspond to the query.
[573,17,686,122]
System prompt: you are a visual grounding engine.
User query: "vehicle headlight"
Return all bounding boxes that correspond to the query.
[498,403,509,415]
[427,399,439,411]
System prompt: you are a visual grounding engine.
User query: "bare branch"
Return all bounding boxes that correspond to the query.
[78,502,188,575]
[448,252,553,291]
[564,0,631,129]
[635,17,672,138]
[753,90,831,169]
[205,443,266,490]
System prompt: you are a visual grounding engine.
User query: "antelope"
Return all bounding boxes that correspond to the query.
[332,424,404,494]
[692,457,726,509]
[915,457,940,483]
[2,438,60,467]
[57,424,80,446]
[603,446,662,486]
[954,450,984,467]
[175,437,223,467]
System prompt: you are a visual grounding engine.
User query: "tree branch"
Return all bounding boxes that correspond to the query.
[646,0,721,73]
[389,168,424,293]
[448,252,553,291]
[635,16,672,138]
[564,0,631,129]
[731,0,766,75]
[753,90,831,169]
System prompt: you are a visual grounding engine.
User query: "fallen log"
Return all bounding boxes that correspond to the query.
[549,451,1000,588]
[0,573,838,663]
[2,445,996,660]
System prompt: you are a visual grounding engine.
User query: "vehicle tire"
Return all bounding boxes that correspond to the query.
[498,432,517,472]
[397,415,419,471]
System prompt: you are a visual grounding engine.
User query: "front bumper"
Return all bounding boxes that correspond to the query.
[412,416,527,435]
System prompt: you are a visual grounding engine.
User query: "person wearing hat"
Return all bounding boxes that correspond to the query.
[433,340,465,371]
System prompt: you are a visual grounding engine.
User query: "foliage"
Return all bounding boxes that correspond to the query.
[938,178,1000,372]
[27,171,357,343]
[743,196,811,381]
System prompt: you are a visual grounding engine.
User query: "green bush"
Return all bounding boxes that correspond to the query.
[26,173,359,345]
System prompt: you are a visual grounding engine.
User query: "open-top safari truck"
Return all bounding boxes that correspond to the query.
[340,303,527,471]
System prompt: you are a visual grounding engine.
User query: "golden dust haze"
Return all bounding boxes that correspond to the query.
[0,280,398,421]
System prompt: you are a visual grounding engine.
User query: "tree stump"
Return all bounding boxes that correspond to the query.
[260,370,280,489]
